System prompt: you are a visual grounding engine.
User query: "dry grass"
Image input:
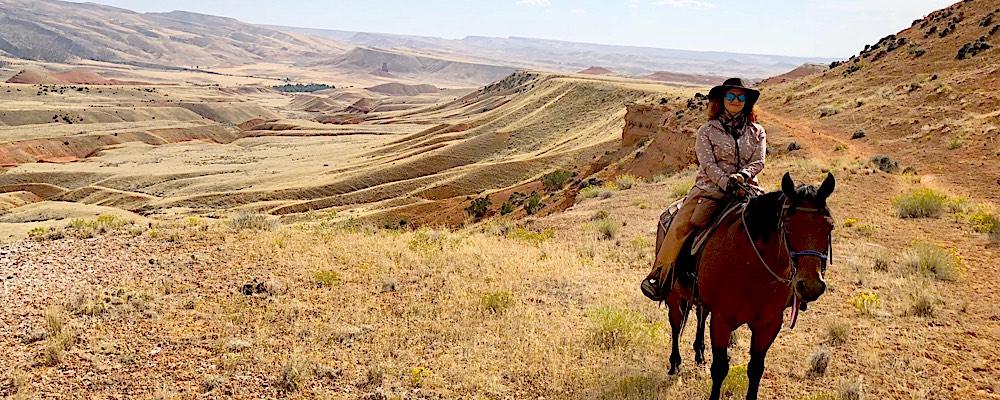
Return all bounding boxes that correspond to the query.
[228,211,277,231]
[589,306,663,350]
[825,320,851,346]
[580,184,617,200]
[0,148,993,399]
[904,241,964,281]
[614,174,642,190]
[807,348,831,377]
[592,214,621,240]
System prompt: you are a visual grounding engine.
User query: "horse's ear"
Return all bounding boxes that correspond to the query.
[818,172,836,200]
[781,172,795,198]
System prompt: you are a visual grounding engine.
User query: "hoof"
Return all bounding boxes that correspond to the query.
[668,363,681,376]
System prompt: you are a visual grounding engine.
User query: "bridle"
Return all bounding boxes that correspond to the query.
[741,198,833,287]
[739,194,833,329]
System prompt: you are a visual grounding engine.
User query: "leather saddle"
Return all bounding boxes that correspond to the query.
[657,198,746,291]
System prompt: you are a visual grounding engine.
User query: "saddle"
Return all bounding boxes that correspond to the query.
[657,198,747,292]
[656,199,744,257]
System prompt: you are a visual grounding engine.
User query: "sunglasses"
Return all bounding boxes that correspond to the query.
[725,92,747,102]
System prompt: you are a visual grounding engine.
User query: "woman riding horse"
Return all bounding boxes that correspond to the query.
[642,77,767,301]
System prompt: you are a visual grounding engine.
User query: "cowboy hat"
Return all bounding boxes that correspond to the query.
[708,77,760,107]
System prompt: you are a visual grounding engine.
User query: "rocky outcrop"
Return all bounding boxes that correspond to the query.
[622,103,669,147]
[618,102,698,178]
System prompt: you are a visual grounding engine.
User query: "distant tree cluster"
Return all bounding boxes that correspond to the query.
[272,83,334,93]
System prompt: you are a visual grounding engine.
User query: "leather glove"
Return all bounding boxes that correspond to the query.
[727,174,748,198]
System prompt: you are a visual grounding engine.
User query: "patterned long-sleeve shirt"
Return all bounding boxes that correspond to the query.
[693,119,766,198]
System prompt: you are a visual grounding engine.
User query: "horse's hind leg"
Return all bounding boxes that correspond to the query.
[667,294,690,375]
[693,304,708,365]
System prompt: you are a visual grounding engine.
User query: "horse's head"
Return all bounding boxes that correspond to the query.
[781,172,835,303]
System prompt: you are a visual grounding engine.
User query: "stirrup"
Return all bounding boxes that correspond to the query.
[641,278,667,301]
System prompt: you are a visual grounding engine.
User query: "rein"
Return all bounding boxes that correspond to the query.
[738,191,833,329]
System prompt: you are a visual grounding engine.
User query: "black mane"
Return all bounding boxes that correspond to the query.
[744,185,829,241]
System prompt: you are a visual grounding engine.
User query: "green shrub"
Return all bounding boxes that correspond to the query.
[500,200,516,215]
[313,270,340,288]
[945,196,972,213]
[480,290,515,313]
[968,207,1000,234]
[905,241,963,281]
[615,174,641,190]
[590,306,661,349]
[540,169,573,192]
[947,137,964,150]
[524,191,545,215]
[28,227,64,241]
[465,196,492,221]
[892,188,947,218]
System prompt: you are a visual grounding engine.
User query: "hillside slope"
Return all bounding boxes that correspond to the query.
[760,0,998,202]
[0,0,347,67]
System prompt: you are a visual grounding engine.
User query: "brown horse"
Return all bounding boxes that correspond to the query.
[661,172,835,400]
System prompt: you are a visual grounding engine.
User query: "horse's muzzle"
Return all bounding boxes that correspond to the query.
[795,279,826,302]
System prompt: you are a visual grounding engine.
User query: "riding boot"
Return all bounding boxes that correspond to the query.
[642,200,699,301]
[641,265,668,301]
[643,187,724,301]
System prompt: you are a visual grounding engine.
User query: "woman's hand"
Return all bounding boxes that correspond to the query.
[727,173,748,198]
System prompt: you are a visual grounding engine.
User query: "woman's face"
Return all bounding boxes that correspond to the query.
[723,88,747,115]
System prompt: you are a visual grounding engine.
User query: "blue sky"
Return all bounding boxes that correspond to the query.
[89,0,955,58]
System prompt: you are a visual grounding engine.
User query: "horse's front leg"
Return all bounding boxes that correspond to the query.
[667,294,690,375]
[693,304,708,365]
[708,316,733,400]
[746,319,782,400]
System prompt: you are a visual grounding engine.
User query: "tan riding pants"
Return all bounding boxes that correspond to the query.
[651,187,722,282]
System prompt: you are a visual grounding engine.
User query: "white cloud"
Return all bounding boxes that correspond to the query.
[651,0,716,9]
[570,8,587,15]
[627,0,640,8]
[517,0,552,7]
